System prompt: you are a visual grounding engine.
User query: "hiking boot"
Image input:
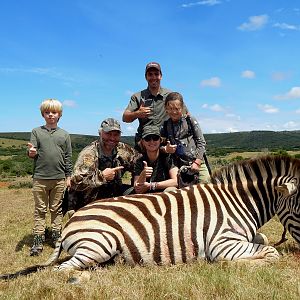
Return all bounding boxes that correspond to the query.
[51,230,61,248]
[30,234,45,256]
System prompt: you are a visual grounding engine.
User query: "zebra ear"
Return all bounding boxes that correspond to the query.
[275,182,297,196]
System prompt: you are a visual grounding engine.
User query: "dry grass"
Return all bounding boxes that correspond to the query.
[0,138,27,148]
[0,187,300,300]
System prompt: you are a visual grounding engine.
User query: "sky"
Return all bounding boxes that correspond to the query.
[0,0,300,136]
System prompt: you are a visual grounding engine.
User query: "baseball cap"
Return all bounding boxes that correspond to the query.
[142,126,161,139]
[100,118,121,133]
[145,62,162,75]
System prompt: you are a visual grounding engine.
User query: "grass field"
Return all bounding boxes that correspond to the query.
[0,138,27,148]
[0,185,299,300]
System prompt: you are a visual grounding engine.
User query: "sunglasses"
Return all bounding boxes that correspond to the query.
[143,134,160,142]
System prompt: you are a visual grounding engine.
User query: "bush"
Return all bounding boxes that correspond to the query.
[0,156,33,177]
[8,181,33,189]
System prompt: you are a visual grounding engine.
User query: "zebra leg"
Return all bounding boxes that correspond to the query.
[216,241,280,265]
[55,236,120,271]
[54,250,115,271]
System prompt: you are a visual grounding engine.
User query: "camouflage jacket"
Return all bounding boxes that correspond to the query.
[69,140,139,208]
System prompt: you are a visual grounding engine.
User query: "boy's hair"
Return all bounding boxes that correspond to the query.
[165,92,184,107]
[40,99,63,116]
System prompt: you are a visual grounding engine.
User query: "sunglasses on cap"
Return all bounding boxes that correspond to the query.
[143,134,160,142]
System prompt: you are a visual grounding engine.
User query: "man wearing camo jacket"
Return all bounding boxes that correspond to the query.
[66,118,139,213]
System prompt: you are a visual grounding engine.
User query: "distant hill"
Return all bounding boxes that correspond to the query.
[1,130,300,153]
[204,130,300,152]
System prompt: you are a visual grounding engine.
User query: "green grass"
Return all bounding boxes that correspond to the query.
[0,187,300,299]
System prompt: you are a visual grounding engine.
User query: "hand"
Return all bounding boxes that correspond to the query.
[142,161,153,178]
[134,181,150,194]
[102,166,124,181]
[138,103,152,119]
[191,160,201,172]
[65,177,71,188]
[165,141,177,154]
[27,142,37,157]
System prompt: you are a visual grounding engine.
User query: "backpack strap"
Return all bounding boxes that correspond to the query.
[186,115,212,175]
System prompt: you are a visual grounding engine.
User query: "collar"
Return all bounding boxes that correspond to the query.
[42,125,58,132]
[145,87,167,98]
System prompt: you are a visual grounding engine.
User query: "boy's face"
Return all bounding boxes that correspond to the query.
[42,110,61,127]
[166,100,183,122]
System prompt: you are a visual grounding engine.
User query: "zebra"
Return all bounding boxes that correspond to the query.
[1,155,300,279]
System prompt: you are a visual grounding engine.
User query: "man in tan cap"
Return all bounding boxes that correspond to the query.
[65,118,139,213]
[122,62,172,150]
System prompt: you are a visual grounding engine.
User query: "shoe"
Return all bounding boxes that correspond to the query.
[30,234,45,256]
[51,230,61,248]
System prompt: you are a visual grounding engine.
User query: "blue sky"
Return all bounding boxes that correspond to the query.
[1,0,300,136]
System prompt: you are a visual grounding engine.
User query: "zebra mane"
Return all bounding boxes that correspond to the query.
[211,155,300,184]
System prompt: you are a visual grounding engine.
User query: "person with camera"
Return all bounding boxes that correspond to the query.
[160,92,211,187]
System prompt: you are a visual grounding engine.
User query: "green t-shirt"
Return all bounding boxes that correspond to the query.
[30,126,72,179]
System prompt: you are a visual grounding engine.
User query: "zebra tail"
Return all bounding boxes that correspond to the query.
[0,237,63,281]
[0,265,47,280]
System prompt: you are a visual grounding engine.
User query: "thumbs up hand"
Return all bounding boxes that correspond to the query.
[134,161,153,194]
[142,161,153,178]
[27,142,37,158]
[165,140,177,154]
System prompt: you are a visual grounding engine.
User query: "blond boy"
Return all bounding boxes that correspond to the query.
[27,99,72,255]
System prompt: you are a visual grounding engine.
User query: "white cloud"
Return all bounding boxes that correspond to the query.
[273,23,300,31]
[257,104,279,114]
[200,77,221,88]
[0,67,77,83]
[238,15,269,31]
[181,0,221,8]
[274,87,300,100]
[210,104,224,112]
[125,90,134,96]
[241,70,255,79]
[63,100,76,108]
[283,121,298,129]
[124,125,137,134]
[226,127,239,133]
[225,113,241,121]
[295,109,300,114]
[271,71,290,81]
[201,103,225,112]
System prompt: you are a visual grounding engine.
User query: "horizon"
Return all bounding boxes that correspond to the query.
[1,1,300,136]
[1,128,300,138]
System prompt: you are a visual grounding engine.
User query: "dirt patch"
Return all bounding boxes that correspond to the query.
[0,181,9,188]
